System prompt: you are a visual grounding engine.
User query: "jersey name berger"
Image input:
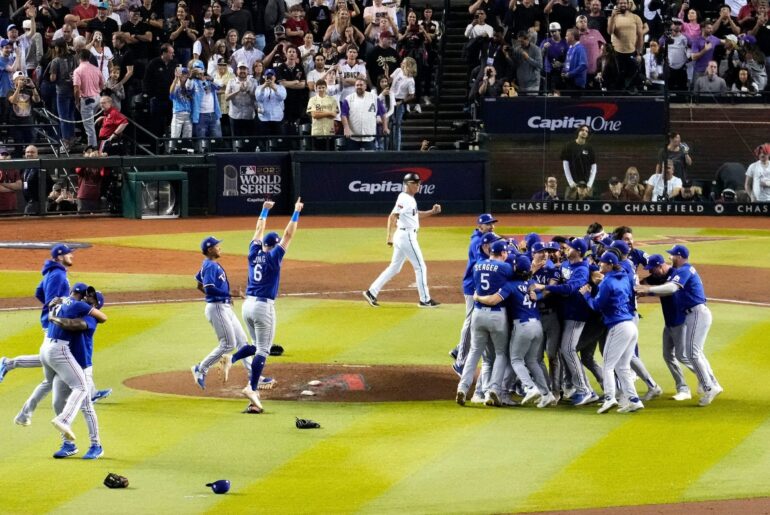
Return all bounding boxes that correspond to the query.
[474,262,501,273]
[349,180,436,195]
[238,165,282,195]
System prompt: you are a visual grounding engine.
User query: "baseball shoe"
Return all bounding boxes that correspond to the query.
[642,384,663,402]
[698,387,721,407]
[501,394,519,407]
[513,382,526,398]
[455,390,466,406]
[418,299,441,308]
[521,387,540,405]
[617,397,644,413]
[220,355,233,383]
[597,396,619,414]
[82,445,104,460]
[191,365,206,390]
[52,442,78,459]
[51,418,76,441]
[549,393,561,406]
[672,390,692,401]
[536,392,556,408]
[451,363,463,377]
[363,290,379,307]
[484,391,501,407]
[449,348,458,360]
[562,386,577,400]
[91,389,112,403]
[0,357,8,383]
[572,392,595,406]
[257,376,276,390]
[470,392,485,404]
[242,385,263,411]
[14,413,31,426]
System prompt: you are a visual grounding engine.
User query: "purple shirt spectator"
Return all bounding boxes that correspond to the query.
[691,34,721,73]
[540,37,569,73]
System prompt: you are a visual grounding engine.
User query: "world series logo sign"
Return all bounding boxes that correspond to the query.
[215,154,289,215]
[222,164,282,197]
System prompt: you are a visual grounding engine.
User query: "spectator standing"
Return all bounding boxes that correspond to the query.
[87,30,113,83]
[366,30,399,84]
[544,0,577,38]
[74,147,104,211]
[398,10,431,104]
[193,21,217,65]
[0,158,21,213]
[364,0,398,27]
[531,175,559,200]
[212,57,235,129]
[49,39,78,150]
[230,31,264,73]
[47,181,78,212]
[504,0,545,45]
[21,19,43,80]
[169,65,193,137]
[8,71,40,151]
[121,5,153,65]
[97,95,127,153]
[284,5,310,47]
[337,45,366,98]
[419,6,443,100]
[225,61,257,135]
[389,56,416,151]
[305,78,339,149]
[73,48,104,148]
[509,30,542,93]
[43,0,71,31]
[745,143,770,202]
[693,59,727,94]
[562,28,588,90]
[576,15,604,87]
[585,0,608,40]
[72,0,98,31]
[221,0,253,40]
[186,61,221,138]
[607,0,643,90]
[308,0,332,43]
[255,68,286,137]
[143,42,176,136]
[0,39,22,124]
[111,33,138,103]
[299,33,319,72]
[102,64,125,110]
[473,65,504,98]
[275,45,308,130]
[690,22,722,85]
[560,124,596,198]
[541,22,568,91]
[644,160,683,201]
[656,132,692,176]
[464,10,494,39]
[20,145,49,215]
[748,5,770,74]
[661,20,690,91]
[166,5,196,65]
[341,77,387,150]
[87,2,119,49]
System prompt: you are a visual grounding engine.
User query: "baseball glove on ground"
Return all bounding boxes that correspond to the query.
[270,344,284,356]
[242,404,264,414]
[104,473,129,489]
[295,417,320,429]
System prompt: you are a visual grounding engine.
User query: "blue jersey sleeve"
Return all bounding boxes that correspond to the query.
[547,263,588,296]
[200,261,230,297]
[670,266,691,288]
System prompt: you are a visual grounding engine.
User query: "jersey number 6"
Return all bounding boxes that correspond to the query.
[253,264,263,282]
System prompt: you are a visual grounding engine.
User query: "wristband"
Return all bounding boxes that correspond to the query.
[291,211,300,222]
[259,207,269,219]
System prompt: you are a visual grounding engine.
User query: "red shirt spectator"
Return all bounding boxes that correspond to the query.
[72,0,98,27]
[98,97,129,140]
[0,167,22,212]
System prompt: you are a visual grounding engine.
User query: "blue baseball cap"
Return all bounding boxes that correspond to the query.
[666,244,689,259]
[201,236,222,254]
[599,251,619,265]
[506,238,519,253]
[97,1,109,8]
[87,286,105,309]
[264,68,276,77]
[644,254,666,270]
[51,243,74,258]
[599,236,613,247]
[490,239,508,254]
[192,61,205,70]
[514,255,531,273]
[72,282,88,295]
[567,238,587,256]
[180,66,189,74]
[263,232,281,247]
[206,479,230,494]
[524,232,540,248]
[477,213,498,225]
[480,232,500,246]
[610,240,630,256]
[0,38,10,47]
[531,241,547,253]
[546,241,560,252]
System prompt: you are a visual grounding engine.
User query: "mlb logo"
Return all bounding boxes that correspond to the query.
[241,166,257,175]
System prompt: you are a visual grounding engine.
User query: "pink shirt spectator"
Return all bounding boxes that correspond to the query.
[73,62,104,98]
[580,29,605,74]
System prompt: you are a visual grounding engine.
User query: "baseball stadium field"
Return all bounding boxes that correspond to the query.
[1,213,769,514]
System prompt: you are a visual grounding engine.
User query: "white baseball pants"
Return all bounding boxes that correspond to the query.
[369,229,430,303]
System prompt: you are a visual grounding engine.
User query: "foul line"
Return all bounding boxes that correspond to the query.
[3,289,766,312]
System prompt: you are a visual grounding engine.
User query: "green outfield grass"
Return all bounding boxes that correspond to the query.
[84,226,770,267]
[1,298,769,514]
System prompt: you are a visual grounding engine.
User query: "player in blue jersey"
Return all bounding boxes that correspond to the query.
[0,244,74,383]
[637,245,722,407]
[450,214,498,376]
[611,226,649,270]
[582,252,643,414]
[220,198,304,413]
[191,235,251,391]
[456,239,512,406]
[641,255,690,400]
[39,289,107,453]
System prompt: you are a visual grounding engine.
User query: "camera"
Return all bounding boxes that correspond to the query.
[485,68,493,77]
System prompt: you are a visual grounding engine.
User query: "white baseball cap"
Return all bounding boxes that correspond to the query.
[549,22,561,31]
[22,20,32,30]
[12,71,25,80]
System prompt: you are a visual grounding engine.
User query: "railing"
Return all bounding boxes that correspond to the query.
[432,0,450,138]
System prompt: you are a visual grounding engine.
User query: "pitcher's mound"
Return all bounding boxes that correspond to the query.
[124,363,459,402]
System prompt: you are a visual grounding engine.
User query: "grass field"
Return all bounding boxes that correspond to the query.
[1,221,769,514]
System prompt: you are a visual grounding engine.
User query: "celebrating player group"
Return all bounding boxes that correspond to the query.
[451,218,721,413]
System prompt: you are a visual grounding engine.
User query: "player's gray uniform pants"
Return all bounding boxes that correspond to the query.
[682,304,716,391]
[200,302,249,373]
[453,295,474,367]
[560,320,592,395]
[601,321,640,402]
[540,311,562,393]
[662,324,689,393]
[242,296,275,358]
[52,367,100,445]
[630,312,658,389]
[508,319,549,395]
[458,308,508,395]
[39,338,89,433]
[5,354,42,370]
[369,228,431,303]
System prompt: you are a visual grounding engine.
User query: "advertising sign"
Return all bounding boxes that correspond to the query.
[215,153,290,215]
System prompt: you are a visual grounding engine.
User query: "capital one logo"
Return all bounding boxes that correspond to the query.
[348,167,437,195]
[527,102,623,132]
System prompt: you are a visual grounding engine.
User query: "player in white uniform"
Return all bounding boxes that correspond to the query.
[364,173,442,307]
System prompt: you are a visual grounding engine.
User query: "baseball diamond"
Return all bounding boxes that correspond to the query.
[1,213,769,514]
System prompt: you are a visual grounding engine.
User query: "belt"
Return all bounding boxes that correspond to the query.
[684,304,705,314]
[247,296,274,303]
[475,306,502,312]
[45,337,70,345]
[398,228,417,232]
[208,300,232,305]
[517,318,538,324]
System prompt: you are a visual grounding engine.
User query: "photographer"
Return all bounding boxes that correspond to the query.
[255,68,287,137]
[185,61,222,138]
[656,132,692,176]
[8,71,40,152]
[47,181,78,213]
[659,20,689,92]
[644,159,683,202]
[508,30,542,93]
[465,10,494,40]
[474,65,504,98]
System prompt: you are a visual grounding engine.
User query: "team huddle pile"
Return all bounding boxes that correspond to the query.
[450,219,721,413]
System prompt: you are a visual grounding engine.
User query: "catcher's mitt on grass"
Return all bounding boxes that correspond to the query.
[295,417,320,429]
[242,404,264,414]
[104,473,129,489]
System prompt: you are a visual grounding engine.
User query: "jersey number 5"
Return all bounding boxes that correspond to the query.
[253,264,263,283]
[479,272,490,291]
